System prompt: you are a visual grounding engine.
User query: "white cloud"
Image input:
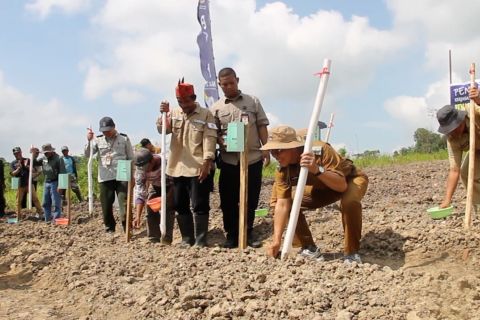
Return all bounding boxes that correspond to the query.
[25,0,91,18]
[82,0,408,118]
[388,0,480,42]
[0,71,89,158]
[387,0,480,79]
[384,78,450,130]
[112,88,145,105]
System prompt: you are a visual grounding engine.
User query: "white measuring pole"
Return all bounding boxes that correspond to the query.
[281,59,332,260]
[160,109,167,236]
[87,127,94,215]
[28,145,33,210]
[325,113,335,143]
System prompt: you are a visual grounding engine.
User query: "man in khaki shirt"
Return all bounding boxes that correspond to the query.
[262,126,368,263]
[437,86,480,208]
[211,67,270,248]
[157,80,217,247]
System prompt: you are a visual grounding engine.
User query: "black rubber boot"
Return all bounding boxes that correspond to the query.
[194,214,209,247]
[176,214,194,247]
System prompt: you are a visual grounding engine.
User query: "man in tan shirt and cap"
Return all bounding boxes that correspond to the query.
[262,126,368,263]
[437,86,480,209]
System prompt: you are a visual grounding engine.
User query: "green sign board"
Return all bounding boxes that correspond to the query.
[116,160,132,182]
[11,177,19,190]
[226,122,245,152]
[58,174,70,189]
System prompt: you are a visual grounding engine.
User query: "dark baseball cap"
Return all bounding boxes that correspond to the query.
[134,148,153,166]
[436,104,467,135]
[12,146,21,153]
[61,146,69,151]
[99,116,115,132]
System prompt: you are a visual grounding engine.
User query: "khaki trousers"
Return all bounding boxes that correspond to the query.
[16,185,43,217]
[270,171,369,254]
[460,151,480,204]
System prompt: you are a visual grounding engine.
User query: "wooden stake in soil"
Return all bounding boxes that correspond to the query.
[239,117,249,250]
[465,63,476,229]
[126,172,133,242]
[67,177,71,225]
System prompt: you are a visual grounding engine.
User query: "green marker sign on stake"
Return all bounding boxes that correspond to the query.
[116,160,132,182]
[226,122,245,152]
[11,177,19,190]
[58,174,70,189]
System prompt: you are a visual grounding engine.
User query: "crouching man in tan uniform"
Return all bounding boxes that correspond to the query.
[263,126,368,263]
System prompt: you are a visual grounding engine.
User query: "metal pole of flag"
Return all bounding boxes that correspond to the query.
[281,59,332,260]
[325,113,335,143]
[160,108,167,236]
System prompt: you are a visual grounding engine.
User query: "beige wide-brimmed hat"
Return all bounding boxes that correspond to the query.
[261,126,305,150]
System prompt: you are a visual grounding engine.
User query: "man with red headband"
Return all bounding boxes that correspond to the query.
[157,79,217,247]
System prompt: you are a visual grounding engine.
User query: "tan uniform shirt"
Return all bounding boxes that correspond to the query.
[159,103,217,177]
[275,141,355,199]
[210,92,269,165]
[84,132,134,183]
[447,104,480,169]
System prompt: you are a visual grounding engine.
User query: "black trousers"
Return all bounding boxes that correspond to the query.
[146,184,175,240]
[0,185,5,215]
[99,180,128,231]
[173,174,212,216]
[219,160,263,238]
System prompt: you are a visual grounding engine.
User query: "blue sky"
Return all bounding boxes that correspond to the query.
[1,0,479,159]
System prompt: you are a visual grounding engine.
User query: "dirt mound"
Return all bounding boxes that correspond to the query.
[1,160,480,319]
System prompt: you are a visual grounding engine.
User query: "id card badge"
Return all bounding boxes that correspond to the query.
[104,153,112,166]
[241,112,249,124]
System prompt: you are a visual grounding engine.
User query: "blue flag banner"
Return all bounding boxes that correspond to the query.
[197,0,219,107]
[450,80,480,110]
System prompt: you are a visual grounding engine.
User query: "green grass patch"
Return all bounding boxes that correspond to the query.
[353,150,448,169]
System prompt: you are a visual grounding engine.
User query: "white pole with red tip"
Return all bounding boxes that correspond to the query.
[160,105,167,236]
[281,59,332,260]
[87,127,94,215]
[325,113,335,143]
[28,144,34,210]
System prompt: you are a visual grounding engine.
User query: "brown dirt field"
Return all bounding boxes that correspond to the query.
[1,160,480,320]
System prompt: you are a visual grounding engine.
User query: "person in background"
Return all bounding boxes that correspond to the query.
[0,158,6,218]
[140,138,160,154]
[10,147,43,219]
[34,144,66,222]
[85,116,134,233]
[133,148,175,244]
[60,146,83,202]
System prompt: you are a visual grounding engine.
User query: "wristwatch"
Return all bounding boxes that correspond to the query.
[314,165,325,176]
